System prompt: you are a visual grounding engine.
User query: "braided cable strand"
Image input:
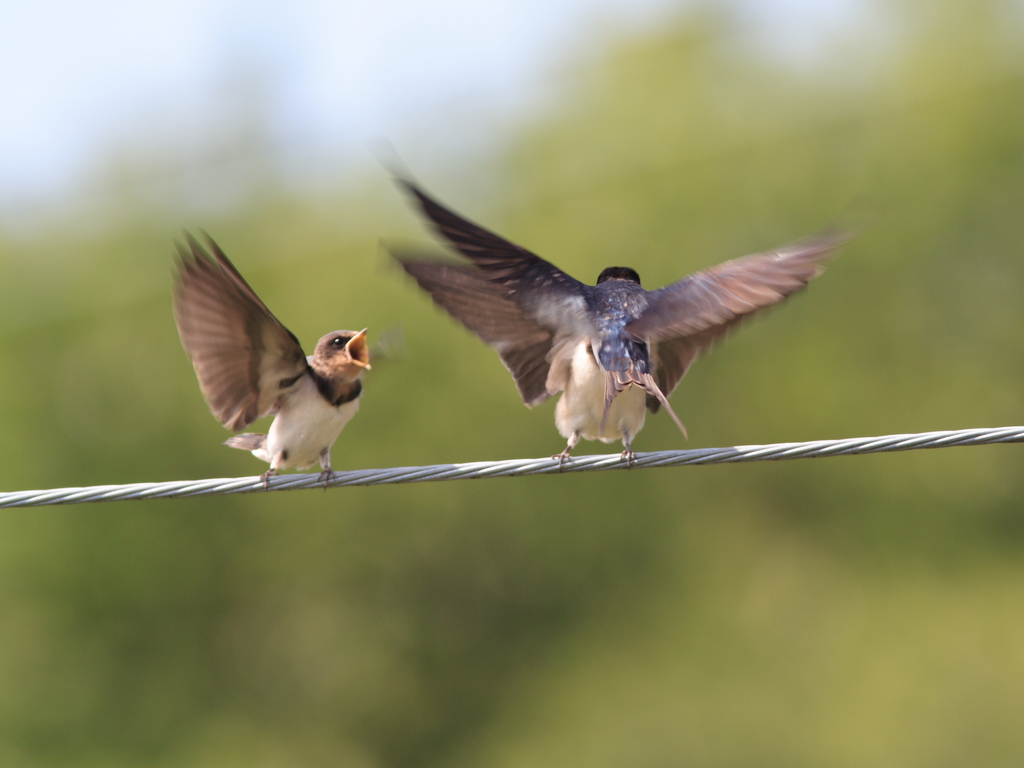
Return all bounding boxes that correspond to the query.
[2,425,1022,508]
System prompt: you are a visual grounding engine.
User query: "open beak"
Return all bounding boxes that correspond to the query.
[345,328,371,369]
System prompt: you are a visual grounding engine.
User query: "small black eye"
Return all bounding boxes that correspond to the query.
[332,337,345,346]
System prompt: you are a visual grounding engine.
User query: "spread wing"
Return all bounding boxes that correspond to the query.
[394,180,597,406]
[395,256,556,406]
[628,234,847,411]
[173,233,309,431]
[398,180,593,333]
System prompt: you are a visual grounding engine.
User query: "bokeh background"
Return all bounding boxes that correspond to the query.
[3,0,1024,765]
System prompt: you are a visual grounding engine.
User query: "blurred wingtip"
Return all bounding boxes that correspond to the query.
[378,240,459,273]
[777,227,856,266]
[820,225,859,248]
[366,144,444,222]
[378,239,422,272]
[370,324,408,363]
[175,229,214,264]
[366,139,420,192]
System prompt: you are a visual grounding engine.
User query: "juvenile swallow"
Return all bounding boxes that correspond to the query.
[173,234,370,486]
[390,179,845,465]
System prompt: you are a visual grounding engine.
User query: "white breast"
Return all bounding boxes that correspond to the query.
[256,375,360,469]
[554,341,646,444]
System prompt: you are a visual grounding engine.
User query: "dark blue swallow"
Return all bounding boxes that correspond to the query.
[390,179,846,465]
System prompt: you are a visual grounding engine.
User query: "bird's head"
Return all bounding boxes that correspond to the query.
[313,329,372,380]
[596,267,641,285]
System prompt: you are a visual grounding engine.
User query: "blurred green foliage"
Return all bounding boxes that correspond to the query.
[2,2,1024,765]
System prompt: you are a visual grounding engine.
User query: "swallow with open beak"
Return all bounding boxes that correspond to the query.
[173,234,370,486]
[390,178,845,465]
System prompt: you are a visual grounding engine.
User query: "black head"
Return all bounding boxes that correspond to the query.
[596,266,641,286]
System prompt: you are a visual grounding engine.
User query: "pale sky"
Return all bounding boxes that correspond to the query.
[1,0,860,214]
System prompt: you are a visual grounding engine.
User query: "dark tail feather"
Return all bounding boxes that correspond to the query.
[640,373,688,439]
[601,367,689,440]
[600,372,626,437]
[224,433,266,451]
[600,367,646,437]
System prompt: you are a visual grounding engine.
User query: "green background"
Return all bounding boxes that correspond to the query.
[2,2,1024,765]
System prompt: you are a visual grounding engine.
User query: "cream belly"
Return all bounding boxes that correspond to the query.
[252,376,360,469]
[554,341,647,445]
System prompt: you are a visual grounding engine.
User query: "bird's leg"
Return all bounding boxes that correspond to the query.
[317,447,334,489]
[620,429,635,468]
[552,431,580,470]
[261,450,286,489]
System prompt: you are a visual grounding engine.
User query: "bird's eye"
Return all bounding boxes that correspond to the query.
[332,337,345,346]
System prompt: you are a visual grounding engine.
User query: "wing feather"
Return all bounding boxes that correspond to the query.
[391,180,599,407]
[398,180,592,335]
[173,234,308,431]
[397,259,556,406]
[631,234,847,410]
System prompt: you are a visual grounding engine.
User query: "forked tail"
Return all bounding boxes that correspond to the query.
[639,372,687,439]
[600,369,688,439]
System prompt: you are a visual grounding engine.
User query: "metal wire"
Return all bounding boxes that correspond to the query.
[1,425,1022,508]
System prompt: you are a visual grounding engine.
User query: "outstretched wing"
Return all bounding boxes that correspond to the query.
[395,256,556,406]
[628,234,847,410]
[397,180,593,332]
[394,180,597,406]
[173,233,309,431]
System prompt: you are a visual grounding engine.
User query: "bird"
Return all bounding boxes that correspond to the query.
[173,233,371,487]
[389,177,846,466]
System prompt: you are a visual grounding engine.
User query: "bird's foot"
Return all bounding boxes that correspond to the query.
[551,448,573,470]
[317,448,334,490]
[620,449,635,468]
[259,469,277,490]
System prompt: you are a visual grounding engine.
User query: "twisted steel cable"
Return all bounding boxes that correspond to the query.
[1,425,1022,508]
